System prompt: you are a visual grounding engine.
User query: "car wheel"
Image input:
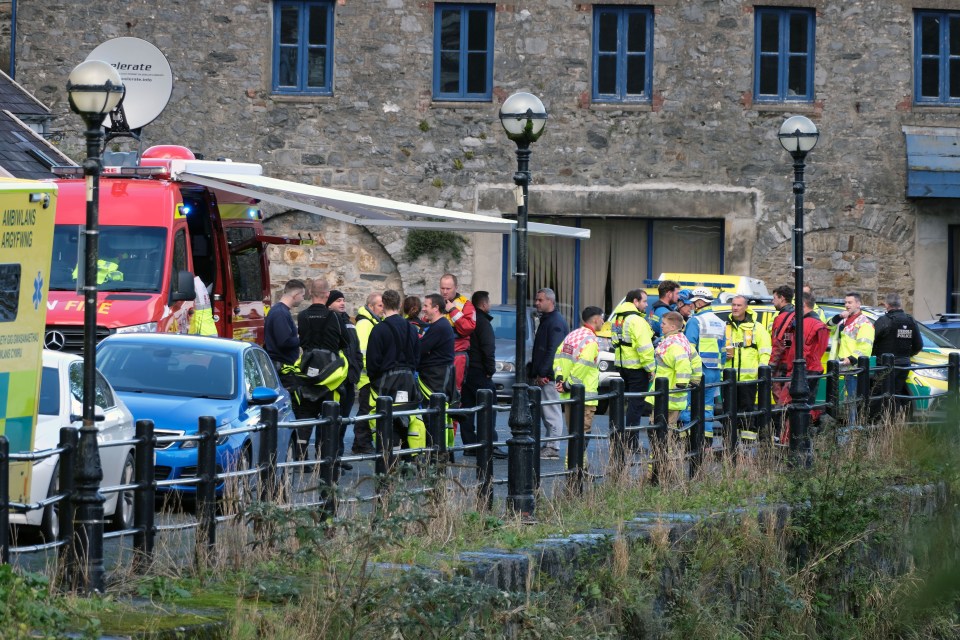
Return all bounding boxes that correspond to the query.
[109,453,135,531]
[40,469,59,542]
[596,398,609,416]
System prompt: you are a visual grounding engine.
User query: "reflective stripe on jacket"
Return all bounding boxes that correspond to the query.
[610,301,655,372]
[355,305,381,388]
[646,332,693,411]
[553,326,600,406]
[724,311,772,381]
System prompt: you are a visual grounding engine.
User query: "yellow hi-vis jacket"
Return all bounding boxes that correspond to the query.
[71,259,123,284]
[724,310,771,381]
[355,305,381,389]
[554,325,600,407]
[610,301,655,373]
[834,311,875,366]
[646,331,694,412]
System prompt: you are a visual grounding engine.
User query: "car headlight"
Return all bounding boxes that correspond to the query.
[181,434,230,448]
[917,367,949,381]
[598,360,610,372]
[114,322,158,334]
[495,361,516,373]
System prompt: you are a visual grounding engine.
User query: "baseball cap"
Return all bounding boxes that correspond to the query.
[689,286,714,304]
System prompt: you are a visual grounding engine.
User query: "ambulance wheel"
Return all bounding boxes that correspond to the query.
[41,470,60,542]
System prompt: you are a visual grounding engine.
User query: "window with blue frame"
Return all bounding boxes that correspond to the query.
[592,5,654,103]
[915,10,960,105]
[433,4,495,101]
[754,7,815,103]
[273,1,334,95]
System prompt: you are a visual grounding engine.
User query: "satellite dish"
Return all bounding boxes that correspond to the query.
[85,37,173,131]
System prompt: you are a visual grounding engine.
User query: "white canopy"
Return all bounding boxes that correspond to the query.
[179,170,590,239]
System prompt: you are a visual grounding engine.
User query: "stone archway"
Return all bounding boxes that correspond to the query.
[262,210,402,315]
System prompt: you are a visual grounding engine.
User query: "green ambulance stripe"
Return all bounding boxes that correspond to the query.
[0,370,37,453]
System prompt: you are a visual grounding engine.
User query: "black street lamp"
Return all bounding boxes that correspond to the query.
[499,92,547,517]
[66,59,125,593]
[778,115,819,467]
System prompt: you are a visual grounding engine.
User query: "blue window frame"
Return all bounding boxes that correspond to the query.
[754,7,815,103]
[592,5,654,103]
[272,1,334,95]
[915,11,960,105]
[433,4,495,101]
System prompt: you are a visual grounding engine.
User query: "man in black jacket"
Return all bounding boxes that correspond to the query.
[531,287,569,459]
[292,278,347,462]
[872,292,923,417]
[460,291,506,457]
[367,289,421,448]
[328,289,361,466]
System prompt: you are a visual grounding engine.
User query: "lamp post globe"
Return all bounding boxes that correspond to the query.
[66,58,125,594]
[778,115,819,156]
[779,114,818,468]
[499,92,548,145]
[67,60,124,118]
[500,91,547,518]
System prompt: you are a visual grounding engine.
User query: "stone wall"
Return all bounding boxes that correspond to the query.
[13,0,960,312]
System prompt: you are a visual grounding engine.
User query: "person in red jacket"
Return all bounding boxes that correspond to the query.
[776,291,830,443]
[439,273,476,394]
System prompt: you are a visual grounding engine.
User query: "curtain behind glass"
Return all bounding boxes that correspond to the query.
[651,220,722,276]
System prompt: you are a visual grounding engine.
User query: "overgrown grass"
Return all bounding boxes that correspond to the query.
[19,411,960,637]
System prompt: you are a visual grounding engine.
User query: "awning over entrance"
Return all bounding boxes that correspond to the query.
[179,169,590,239]
[903,125,960,198]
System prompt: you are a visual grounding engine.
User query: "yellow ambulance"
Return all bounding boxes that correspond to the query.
[0,178,57,504]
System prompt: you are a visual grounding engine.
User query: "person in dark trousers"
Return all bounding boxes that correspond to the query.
[292,277,346,461]
[405,293,456,450]
[460,291,507,458]
[531,288,569,459]
[353,292,383,454]
[366,289,421,449]
[871,292,923,418]
[329,289,361,468]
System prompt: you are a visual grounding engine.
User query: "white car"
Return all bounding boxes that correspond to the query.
[11,350,136,540]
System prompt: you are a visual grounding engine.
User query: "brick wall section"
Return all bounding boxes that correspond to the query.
[13,1,960,308]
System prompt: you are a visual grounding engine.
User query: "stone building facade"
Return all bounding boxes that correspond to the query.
[10,0,960,316]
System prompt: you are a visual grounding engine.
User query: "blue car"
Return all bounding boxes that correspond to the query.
[96,333,294,497]
[923,314,960,349]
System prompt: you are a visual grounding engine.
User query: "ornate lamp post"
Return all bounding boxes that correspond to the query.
[66,59,125,592]
[778,115,819,467]
[499,92,547,516]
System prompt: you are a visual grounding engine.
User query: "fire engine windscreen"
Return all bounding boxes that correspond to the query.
[50,225,167,292]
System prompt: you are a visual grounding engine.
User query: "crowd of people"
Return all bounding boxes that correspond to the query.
[262,274,926,464]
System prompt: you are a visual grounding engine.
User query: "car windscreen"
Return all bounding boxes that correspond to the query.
[489,308,517,341]
[918,322,956,350]
[97,343,237,399]
[38,366,60,416]
[49,225,167,292]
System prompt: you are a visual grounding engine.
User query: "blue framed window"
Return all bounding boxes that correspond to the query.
[754,7,815,103]
[592,6,654,103]
[915,11,960,105]
[433,4,495,101]
[273,1,334,95]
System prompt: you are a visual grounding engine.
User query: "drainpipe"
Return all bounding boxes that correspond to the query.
[9,0,16,79]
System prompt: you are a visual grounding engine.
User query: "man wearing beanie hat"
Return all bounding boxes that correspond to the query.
[292,278,348,461]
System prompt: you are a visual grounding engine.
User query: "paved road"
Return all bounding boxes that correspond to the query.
[10,408,636,577]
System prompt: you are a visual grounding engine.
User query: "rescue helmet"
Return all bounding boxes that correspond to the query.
[677,288,694,305]
[690,286,714,304]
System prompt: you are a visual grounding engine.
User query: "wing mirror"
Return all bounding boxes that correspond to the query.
[249,387,279,406]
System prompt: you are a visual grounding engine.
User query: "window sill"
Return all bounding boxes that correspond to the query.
[750,102,817,114]
[910,104,960,113]
[589,102,653,112]
[270,93,335,103]
[430,101,494,109]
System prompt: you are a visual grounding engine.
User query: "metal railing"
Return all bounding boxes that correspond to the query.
[1,352,957,591]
